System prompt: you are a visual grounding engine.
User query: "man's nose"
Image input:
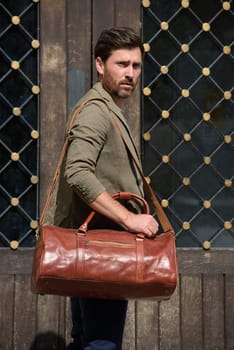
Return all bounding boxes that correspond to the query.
[125,65,134,78]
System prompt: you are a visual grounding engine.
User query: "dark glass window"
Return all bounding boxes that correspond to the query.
[0,0,39,248]
[142,1,234,248]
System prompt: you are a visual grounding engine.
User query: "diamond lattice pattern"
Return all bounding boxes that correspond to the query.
[142,0,234,248]
[0,0,39,248]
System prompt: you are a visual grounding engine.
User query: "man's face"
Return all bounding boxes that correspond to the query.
[96,48,142,106]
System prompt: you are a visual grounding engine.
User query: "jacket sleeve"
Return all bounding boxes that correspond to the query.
[64,101,111,204]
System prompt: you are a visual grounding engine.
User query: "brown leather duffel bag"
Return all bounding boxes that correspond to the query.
[31,192,177,300]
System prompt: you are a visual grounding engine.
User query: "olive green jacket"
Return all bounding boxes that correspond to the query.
[54,82,143,228]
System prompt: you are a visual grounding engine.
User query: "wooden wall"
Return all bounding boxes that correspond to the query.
[40,0,142,211]
[0,1,234,349]
[1,249,234,349]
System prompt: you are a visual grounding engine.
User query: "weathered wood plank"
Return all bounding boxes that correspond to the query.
[29,330,66,350]
[92,0,115,44]
[2,249,234,275]
[225,274,234,350]
[115,0,141,30]
[0,248,34,274]
[0,275,14,350]
[159,282,181,350]
[181,275,203,350]
[177,248,234,274]
[92,0,115,83]
[123,300,136,350]
[203,275,225,350]
[13,275,37,350]
[58,296,67,348]
[37,294,60,333]
[136,300,159,350]
[65,297,73,346]
[67,0,92,110]
[36,294,66,349]
[40,0,67,216]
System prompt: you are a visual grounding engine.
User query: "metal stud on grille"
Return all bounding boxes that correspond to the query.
[0,0,40,248]
[142,1,234,248]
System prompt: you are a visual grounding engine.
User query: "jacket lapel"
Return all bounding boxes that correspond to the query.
[93,83,142,168]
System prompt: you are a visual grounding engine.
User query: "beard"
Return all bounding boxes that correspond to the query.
[102,71,137,100]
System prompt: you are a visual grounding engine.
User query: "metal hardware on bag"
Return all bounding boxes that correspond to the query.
[135,233,145,240]
[35,228,40,241]
[77,223,87,234]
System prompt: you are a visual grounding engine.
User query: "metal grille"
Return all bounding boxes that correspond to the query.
[141,0,234,248]
[0,0,39,249]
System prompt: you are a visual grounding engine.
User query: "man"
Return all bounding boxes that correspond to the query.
[54,27,158,350]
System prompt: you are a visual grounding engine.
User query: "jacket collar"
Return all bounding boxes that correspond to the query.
[92,82,133,136]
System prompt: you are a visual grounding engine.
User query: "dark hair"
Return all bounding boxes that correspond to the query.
[94,27,144,62]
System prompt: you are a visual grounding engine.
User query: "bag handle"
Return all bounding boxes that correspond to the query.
[112,117,173,233]
[112,192,150,214]
[77,191,150,233]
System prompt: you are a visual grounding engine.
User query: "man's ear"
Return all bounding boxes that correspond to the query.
[95,57,104,75]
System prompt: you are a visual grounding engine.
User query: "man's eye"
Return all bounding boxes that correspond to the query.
[118,62,127,67]
[133,64,141,69]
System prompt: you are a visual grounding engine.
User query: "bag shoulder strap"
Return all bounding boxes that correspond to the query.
[40,98,105,225]
[112,117,173,233]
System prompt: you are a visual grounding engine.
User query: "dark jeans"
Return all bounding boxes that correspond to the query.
[68,297,128,350]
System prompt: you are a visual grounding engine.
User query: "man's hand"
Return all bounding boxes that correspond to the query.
[89,191,159,238]
[123,212,159,238]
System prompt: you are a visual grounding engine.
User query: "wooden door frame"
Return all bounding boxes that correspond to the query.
[1,0,234,279]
